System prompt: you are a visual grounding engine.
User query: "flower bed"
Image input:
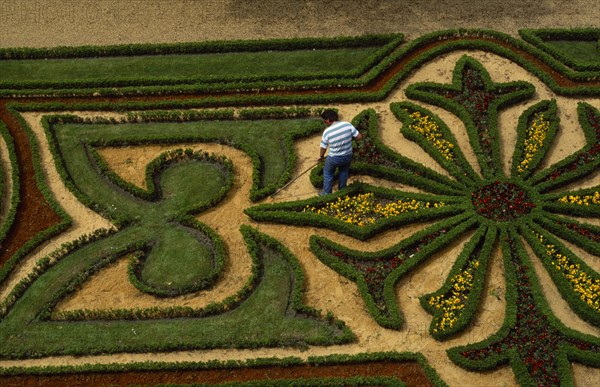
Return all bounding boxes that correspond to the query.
[303,192,446,226]
[250,36,600,384]
[0,28,599,386]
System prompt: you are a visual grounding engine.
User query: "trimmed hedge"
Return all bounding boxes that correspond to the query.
[246,182,465,241]
[510,99,560,179]
[534,212,600,257]
[520,220,600,326]
[0,351,447,386]
[0,33,401,59]
[403,54,536,180]
[0,33,404,92]
[310,108,467,195]
[37,107,322,203]
[529,102,600,193]
[0,225,354,358]
[419,225,497,340]
[1,29,600,385]
[0,228,114,318]
[0,108,73,286]
[2,29,599,98]
[391,101,481,184]
[52,224,258,321]
[0,104,329,319]
[520,28,600,72]
[0,122,20,276]
[310,213,478,329]
[447,227,600,387]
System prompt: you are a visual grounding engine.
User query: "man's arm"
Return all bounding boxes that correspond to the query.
[319,146,327,161]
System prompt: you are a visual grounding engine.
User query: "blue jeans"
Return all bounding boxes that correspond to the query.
[322,154,352,194]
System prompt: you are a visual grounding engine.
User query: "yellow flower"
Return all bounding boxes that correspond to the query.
[304,192,445,226]
[558,191,600,206]
[408,112,455,161]
[428,259,480,333]
[517,113,551,173]
[535,232,600,312]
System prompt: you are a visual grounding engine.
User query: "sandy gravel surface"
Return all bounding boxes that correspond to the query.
[0,1,599,386]
[0,0,599,48]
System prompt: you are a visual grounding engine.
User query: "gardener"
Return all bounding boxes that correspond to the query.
[318,109,362,195]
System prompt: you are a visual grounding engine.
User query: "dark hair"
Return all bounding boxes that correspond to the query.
[320,109,338,122]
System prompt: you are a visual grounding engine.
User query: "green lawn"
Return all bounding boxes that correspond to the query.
[0,47,382,84]
[55,116,322,199]
[545,40,600,64]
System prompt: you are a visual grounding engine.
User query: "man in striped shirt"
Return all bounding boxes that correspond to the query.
[319,109,362,195]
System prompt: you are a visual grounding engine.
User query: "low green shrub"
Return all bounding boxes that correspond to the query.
[246,182,464,241]
[310,213,477,329]
[520,28,600,72]
[447,227,600,386]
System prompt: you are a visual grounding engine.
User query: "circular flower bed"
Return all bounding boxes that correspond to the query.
[471,181,535,221]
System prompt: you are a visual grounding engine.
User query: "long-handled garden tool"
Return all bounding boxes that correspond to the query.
[270,160,321,197]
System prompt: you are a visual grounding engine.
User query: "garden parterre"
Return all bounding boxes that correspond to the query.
[0,28,600,387]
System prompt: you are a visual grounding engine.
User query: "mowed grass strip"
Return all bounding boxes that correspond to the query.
[55,117,322,197]
[544,40,600,64]
[135,160,229,293]
[0,47,382,85]
[0,226,351,358]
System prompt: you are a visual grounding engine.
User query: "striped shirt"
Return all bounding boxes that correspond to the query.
[320,121,359,157]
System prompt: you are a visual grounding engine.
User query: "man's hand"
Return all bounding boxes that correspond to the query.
[319,147,327,162]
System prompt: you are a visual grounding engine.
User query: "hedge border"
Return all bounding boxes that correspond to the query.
[0,122,20,269]
[309,108,467,195]
[391,101,481,185]
[0,33,404,92]
[402,54,536,180]
[529,101,600,193]
[0,351,447,386]
[534,212,600,257]
[124,150,233,298]
[309,213,479,329]
[0,228,115,318]
[446,226,600,386]
[0,28,596,384]
[419,224,498,341]
[0,106,325,314]
[50,224,259,321]
[519,28,600,72]
[36,107,323,204]
[246,181,466,241]
[510,99,560,179]
[0,108,73,286]
[540,184,600,218]
[2,29,599,98]
[0,224,354,359]
[520,220,600,326]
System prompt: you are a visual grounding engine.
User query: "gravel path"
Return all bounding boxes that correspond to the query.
[0,0,599,48]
